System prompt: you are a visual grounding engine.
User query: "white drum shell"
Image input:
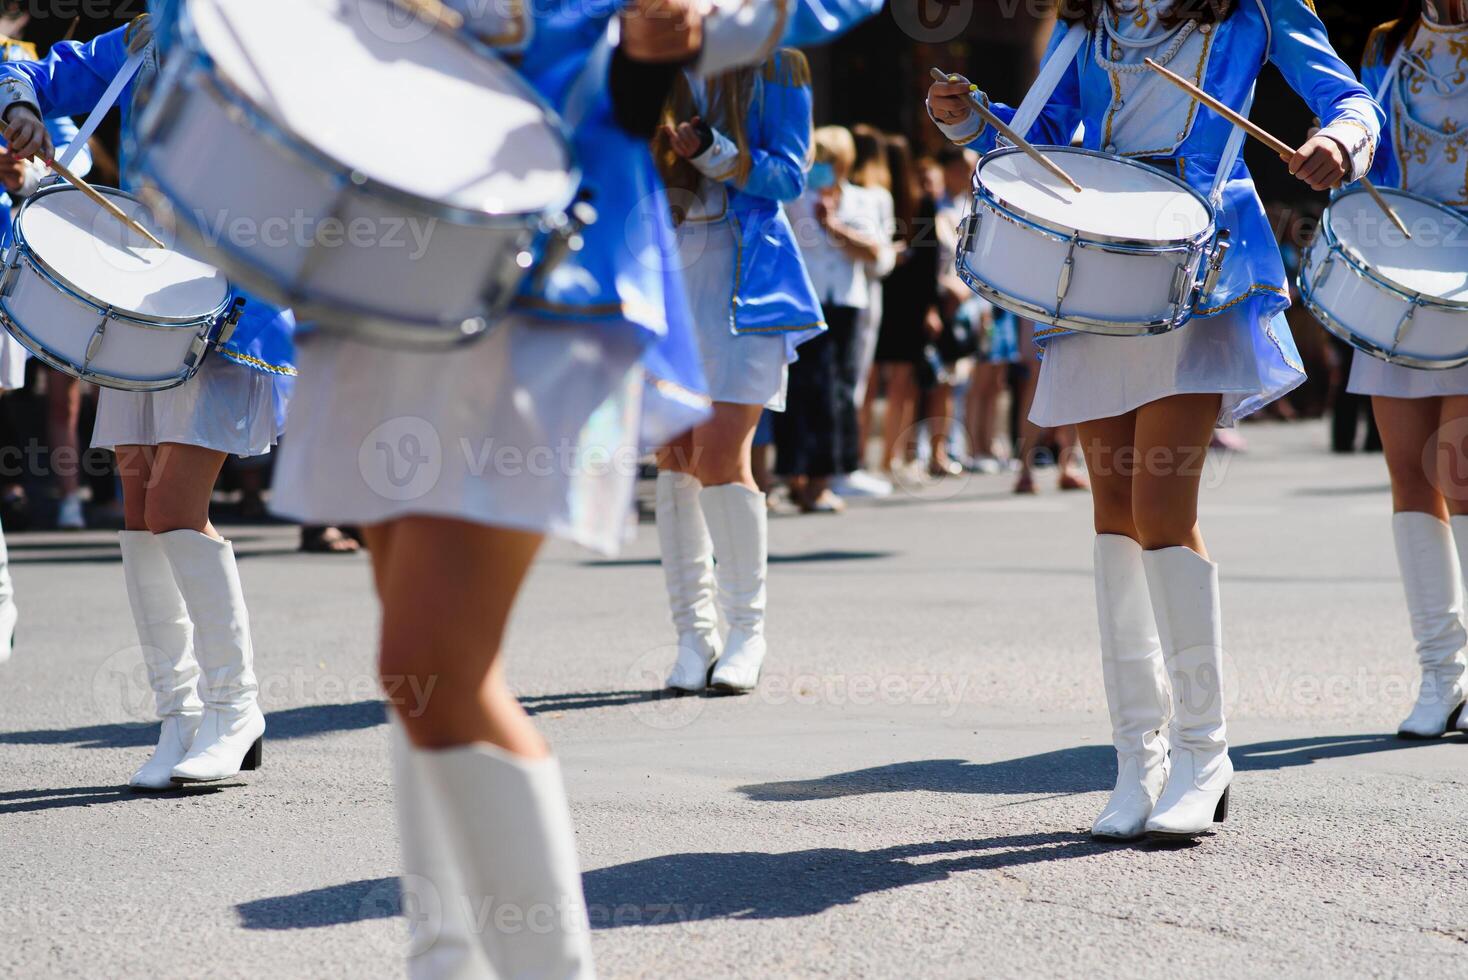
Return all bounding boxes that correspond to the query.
[963,206,1205,331]
[958,148,1218,337]
[1301,192,1468,370]
[0,252,214,389]
[129,1,579,347]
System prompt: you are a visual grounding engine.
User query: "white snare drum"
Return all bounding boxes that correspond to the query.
[957,147,1227,336]
[0,184,235,391]
[1300,187,1468,370]
[129,0,584,348]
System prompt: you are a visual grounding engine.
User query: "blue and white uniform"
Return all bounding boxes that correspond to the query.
[271,3,876,554]
[675,49,823,410]
[0,15,297,457]
[1348,13,1468,399]
[0,35,92,392]
[933,0,1382,428]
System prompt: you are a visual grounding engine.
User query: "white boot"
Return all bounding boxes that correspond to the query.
[1393,513,1468,738]
[1143,547,1232,840]
[121,532,204,790]
[1090,535,1172,841]
[417,742,596,979]
[704,484,768,694]
[158,531,265,783]
[389,720,493,980]
[0,514,16,663]
[655,472,722,692]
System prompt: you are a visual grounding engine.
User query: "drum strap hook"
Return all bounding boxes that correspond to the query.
[83,309,113,369]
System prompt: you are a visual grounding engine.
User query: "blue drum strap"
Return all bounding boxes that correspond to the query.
[59,48,147,169]
[1007,22,1086,145]
[1209,85,1254,207]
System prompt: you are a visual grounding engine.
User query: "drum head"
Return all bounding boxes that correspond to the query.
[17,188,229,320]
[188,0,576,215]
[1327,189,1468,304]
[977,148,1212,245]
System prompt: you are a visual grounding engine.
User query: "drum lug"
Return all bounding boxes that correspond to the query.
[1390,298,1425,354]
[1200,231,1232,298]
[531,199,598,290]
[958,210,980,263]
[215,297,247,348]
[1054,234,1079,319]
[0,246,20,299]
[84,310,113,369]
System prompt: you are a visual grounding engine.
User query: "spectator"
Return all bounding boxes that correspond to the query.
[778,125,894,514]
[928,144,980,477]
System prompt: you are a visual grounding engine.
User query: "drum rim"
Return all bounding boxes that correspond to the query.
[170,0,582,229]
[956,260,1192,337]
[10,185,234,328]
[1319,186,1468,312]
[974,146,1216,252]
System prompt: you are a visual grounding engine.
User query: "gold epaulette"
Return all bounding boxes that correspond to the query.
[762,48,811,88]
[124,14,153,54]
[1364,19,1402,69]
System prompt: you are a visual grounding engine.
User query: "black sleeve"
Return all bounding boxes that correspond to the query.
[608,48,683,139]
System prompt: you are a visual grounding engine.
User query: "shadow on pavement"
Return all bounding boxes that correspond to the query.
[736,733,1456,802]
[520,690,671,715]
[586,550,896,569]
[0,700,387,749]
[0,782,227,815]
[582,833,1101,926]
[236,877,401,930]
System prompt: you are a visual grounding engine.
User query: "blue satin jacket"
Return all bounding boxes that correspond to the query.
[443,0,876,436]
[0,14,296,380]
[686,50,824,338]
[953,0,1383,421]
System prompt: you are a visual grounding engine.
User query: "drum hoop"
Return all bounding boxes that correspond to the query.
[1319,186,1468,313]
[135,176,497,349]
[976,196,1208,258]
[956,258,1190,337]
[173,0,582,229]
[973,146,1216,253]
[1298,278,1468,371]
[10,186,232,329]
[0,307,206,391]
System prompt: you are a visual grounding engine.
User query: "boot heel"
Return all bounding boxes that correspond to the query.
[240,737,263,771]
[1213,786,1230,823]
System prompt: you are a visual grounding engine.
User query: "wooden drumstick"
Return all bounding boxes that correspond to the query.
[1143,57,1412,240]
[49,156,168,249]
[390,0,464,31]
[929,68,1083,194]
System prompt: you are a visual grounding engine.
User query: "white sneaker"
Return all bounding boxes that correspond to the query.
[55,493,85,530]
[831,471,892,499]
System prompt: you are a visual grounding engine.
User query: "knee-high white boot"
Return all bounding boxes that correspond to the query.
[0,514,16,663]
[1394,513,1468,738]
[389,720,492,980]
[703,484,768,694]
[417,742,596,979]
[1091,535,1172,841]
[1142,547,1232,839]
[655,472,722,691]
[158,531,265,783]
[120,531,203,790]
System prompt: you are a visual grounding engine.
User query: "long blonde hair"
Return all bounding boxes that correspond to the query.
[655,50,812,221]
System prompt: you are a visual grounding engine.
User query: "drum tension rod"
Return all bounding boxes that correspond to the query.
[1389,297,1425,353]
[1054,233,1080,319]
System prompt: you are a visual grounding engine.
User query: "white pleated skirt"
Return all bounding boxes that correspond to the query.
[91,354,285,457]
[269,314,645,556]
[0,333,26,392]
[1346,350,1468,399]
[679,219,789,411]
[1030,308,1263,428]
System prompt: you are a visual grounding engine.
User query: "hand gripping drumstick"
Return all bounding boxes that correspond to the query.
[390,0,464,31]
[929,68,1083,194]
[1143,57,1412,241]
[0,119,166,247]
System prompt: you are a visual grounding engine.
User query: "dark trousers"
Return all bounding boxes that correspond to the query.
[775,305,861,478]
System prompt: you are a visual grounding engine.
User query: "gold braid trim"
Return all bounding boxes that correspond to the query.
[763,48,811,88]
[217,349,297,376]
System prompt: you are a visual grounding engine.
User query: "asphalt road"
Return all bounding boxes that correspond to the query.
[1,420,1464,979]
